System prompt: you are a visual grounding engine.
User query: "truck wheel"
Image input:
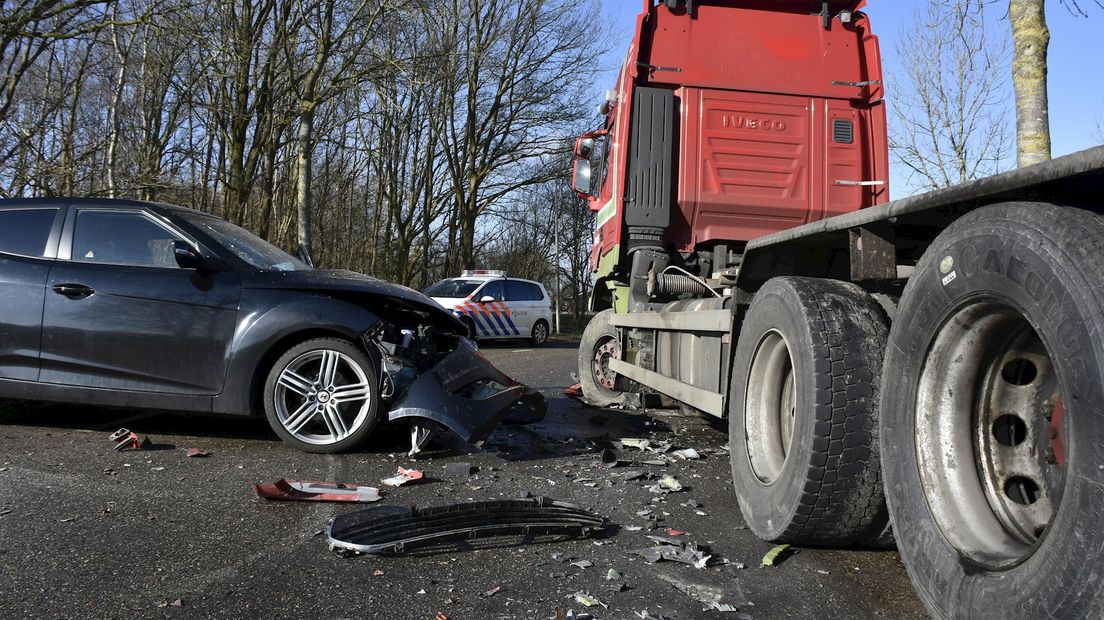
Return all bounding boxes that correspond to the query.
[881,203,1104,617]
[577,309,625,407]
[729,277,889,544]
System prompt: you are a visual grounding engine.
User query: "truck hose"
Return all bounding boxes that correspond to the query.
[648,272,714,297]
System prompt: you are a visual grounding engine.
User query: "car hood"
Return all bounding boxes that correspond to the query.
[245,269,463,332]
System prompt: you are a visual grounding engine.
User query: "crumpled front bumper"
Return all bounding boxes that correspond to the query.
[387,338,546,446]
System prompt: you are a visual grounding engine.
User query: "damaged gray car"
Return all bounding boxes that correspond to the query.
[0,198,544,452]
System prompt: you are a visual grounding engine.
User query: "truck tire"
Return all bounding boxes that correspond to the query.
[729,277,889,545]
[881,203,1104,617]
[577,309,626,407]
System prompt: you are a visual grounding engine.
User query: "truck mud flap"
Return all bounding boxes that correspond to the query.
[326,497,605,555]
[387,338,546,446]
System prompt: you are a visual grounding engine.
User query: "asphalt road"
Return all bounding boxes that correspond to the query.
[0,340,926,619]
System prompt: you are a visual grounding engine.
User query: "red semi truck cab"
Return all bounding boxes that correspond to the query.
[573,0,888,310]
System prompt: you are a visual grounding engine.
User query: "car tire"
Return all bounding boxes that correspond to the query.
[577,309,626,407]
[529,319,550,347]
[263,337,380,454]
[881,203,1104,617]
[729,276,889,545]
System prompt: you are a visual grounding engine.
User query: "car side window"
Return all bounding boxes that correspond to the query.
[71,210,183,268]
[480,280,505,301]
[506,280,529,302]
[0,208,57,257]
[526,283,545,301]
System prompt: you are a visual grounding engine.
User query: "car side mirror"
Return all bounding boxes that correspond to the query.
[480,295,496,303]
[574,137,595,159]
[173,240,207,271]
[572,159,594,197]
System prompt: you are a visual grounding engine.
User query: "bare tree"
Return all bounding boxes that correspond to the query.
[891,0,1012,193]
[283,0,387,256]
[437,0,607,272]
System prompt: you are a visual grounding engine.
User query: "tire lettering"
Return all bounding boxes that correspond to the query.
[1007,254,1027,286]
[983,248,1003,273]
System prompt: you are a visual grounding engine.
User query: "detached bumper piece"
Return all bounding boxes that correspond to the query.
[253,479,382,503]
[326,497,605,556]
[388,338,546,447]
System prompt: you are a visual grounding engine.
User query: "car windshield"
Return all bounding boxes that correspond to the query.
[180,213,309,272]
[425,279,483,298]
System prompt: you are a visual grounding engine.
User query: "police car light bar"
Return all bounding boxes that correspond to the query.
[460,270,507,277]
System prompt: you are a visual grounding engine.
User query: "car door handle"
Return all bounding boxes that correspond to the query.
[52,283,95,299]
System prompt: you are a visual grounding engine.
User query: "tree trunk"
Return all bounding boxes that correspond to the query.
[296,106,315,257]
[1010,0,1051,167]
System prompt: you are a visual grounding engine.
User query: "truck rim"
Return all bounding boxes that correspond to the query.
[915,298,1066,569]
[592,336,621,393]
[745,330,796,484]
[274,349,374,446]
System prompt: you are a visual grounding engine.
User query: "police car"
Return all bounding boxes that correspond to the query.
[425,271,553,346]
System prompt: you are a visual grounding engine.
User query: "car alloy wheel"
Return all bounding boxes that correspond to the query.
[273,348,374,447]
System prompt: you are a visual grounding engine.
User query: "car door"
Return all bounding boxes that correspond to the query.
[39,207,243,395]
[471,280,514,337]
[504,280,534,337]
[527,282,552,327]
[0,205,64,381]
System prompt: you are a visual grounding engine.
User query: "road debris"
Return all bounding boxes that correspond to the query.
[253,479,383,503]
[573,591,607,608]
[633,536,712,568]
[184,448,209,458]
[761,543,793,567]
[672,448,701,460]
[570,560,593,569]
[655,572,751,616]
[444,463,474,478]
[480,586,502,598]
[620,438,651,450]
[327,497,606,555]
[381,467,424,487]
[109,428,152,452]
[606,568,621,580]
[647,475,684,493]
[600,448,625,468]
[408,425,433,456]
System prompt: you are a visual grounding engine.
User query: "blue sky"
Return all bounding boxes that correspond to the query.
[594,0,1104,199]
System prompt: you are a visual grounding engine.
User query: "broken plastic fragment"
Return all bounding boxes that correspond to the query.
[480,586,501,598]
[633,537,712,568]
[672,448,701,460]
[570,560,593,569]
[573,592,607,608]
[620,438,651,450]
[184,448,209,458]
[253,479,382,503]
[600,449,624,468]
[606,569,621,580]
[656,572,750,616]
[761,543,793,567]
[444,462,474,478]
[109,428,152,452]
[408,425,433,456]
[382,467,424,487]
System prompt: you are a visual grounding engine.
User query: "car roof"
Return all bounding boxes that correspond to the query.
[442,275,544,287]
[0,197,209,217]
